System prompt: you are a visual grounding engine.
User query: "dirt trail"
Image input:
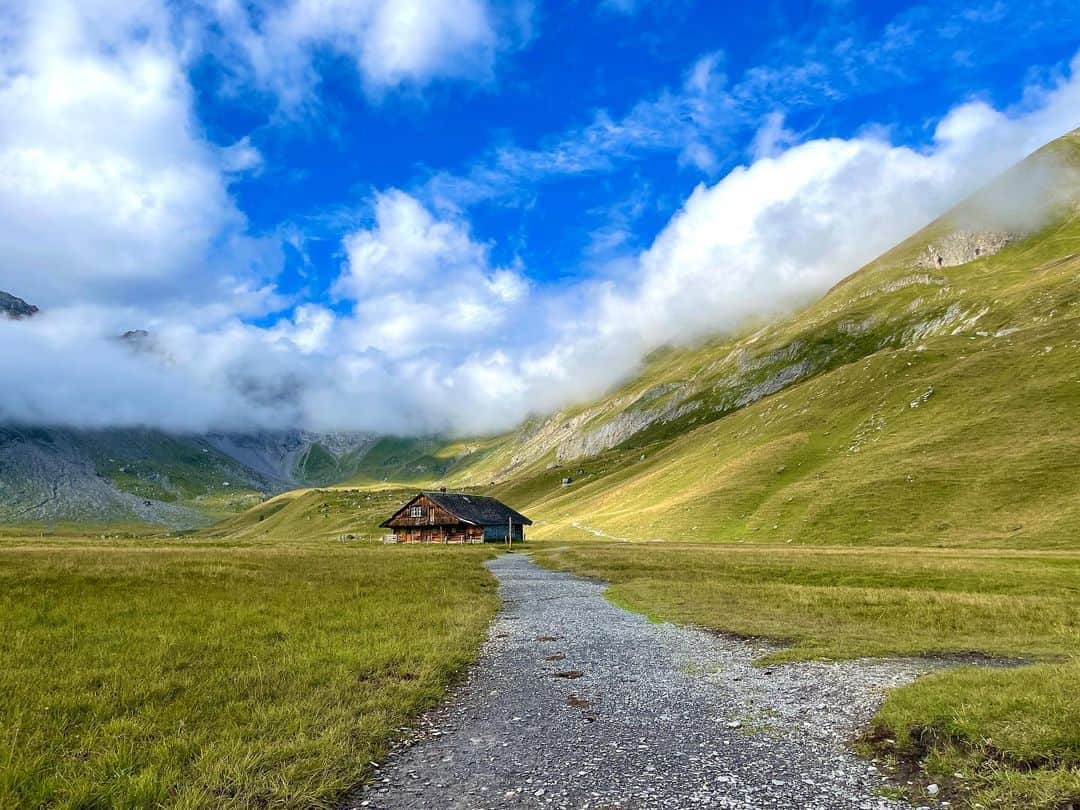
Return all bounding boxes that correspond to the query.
[342,554,938,809]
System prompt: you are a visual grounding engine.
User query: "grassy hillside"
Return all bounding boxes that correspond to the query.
[200,486,425,543]
[468,130,1080,549]
[342,435,510,488]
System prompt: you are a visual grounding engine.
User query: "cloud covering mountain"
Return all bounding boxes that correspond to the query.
[0,0,1078,436]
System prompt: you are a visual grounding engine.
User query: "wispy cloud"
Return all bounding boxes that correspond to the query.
[421,0,1080,212]
[422,50,727,210]
[198,0,535,108]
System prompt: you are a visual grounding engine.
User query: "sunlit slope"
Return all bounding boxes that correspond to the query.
[198,486,422,544]
[489,131,1080,547]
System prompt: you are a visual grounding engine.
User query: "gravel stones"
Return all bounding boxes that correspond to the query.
[341,554,939,809]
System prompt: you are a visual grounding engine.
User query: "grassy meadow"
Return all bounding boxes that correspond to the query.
[2,134,1078,809]
[533,542,1080,808]
[0,535,498,808]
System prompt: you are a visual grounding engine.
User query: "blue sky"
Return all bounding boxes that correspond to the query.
[199,0,1079,307]
[1,0,1079,434]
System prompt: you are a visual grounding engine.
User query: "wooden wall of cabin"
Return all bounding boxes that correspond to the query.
[385,495,460,529]
[393,524,484,543]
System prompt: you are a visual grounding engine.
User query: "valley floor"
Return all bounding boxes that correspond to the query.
[0,537,498,808]
[1,534,1075,809]
[346,554,942,810]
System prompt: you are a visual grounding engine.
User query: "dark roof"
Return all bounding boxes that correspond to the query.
[380,491,532,527]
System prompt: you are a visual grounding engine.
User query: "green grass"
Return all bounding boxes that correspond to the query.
[870,661,1080,808]
[532,541,1080,808]
[0,536,499,808]
[200,486,436,544]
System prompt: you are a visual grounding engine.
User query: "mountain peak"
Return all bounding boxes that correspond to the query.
[0,290,38,319]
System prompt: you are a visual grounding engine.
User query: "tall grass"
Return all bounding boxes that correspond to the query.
[0,540,498,808]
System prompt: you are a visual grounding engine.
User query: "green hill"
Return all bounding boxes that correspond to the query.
[199,486,422,544]
[455,129,1080,549]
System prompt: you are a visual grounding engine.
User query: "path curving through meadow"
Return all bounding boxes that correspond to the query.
[342,553,938,809]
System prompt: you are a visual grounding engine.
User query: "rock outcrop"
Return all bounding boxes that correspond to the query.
[0,428,216,528]
[915,230,1017,270]
[554,396,701,462]
[206,430,377,484]
[0,290,39,319]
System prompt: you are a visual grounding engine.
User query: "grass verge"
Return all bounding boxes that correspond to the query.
[0,538,498,808]
[532,541,1080,808]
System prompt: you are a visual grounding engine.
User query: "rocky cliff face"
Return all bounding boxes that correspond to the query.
[206,430,377,485]
[0,429,215,527]
[0,290,39,319]
[915,230,1018,270]
[553,388,701,463]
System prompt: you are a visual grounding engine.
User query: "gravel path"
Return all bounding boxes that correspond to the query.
[343,553,941,809]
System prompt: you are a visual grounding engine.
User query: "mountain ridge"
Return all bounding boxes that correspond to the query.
[0,290,38,319]
[0,426,378,527]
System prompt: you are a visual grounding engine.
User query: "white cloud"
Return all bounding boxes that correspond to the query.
[750,112,799,159]
[220,136,264,174]
[0,0,276,312]
[678,142,719,173]
[685,51,724,96]
[336,190,528,358]
[205,0,532,105]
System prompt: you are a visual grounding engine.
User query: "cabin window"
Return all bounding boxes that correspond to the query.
[410,506,423,518]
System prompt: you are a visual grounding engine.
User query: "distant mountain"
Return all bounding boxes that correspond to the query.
[0,295,383,527]
[0,290,38,319]
[0,427,377,528]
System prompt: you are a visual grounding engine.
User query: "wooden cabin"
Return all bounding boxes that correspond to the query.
[380,491,532,544]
